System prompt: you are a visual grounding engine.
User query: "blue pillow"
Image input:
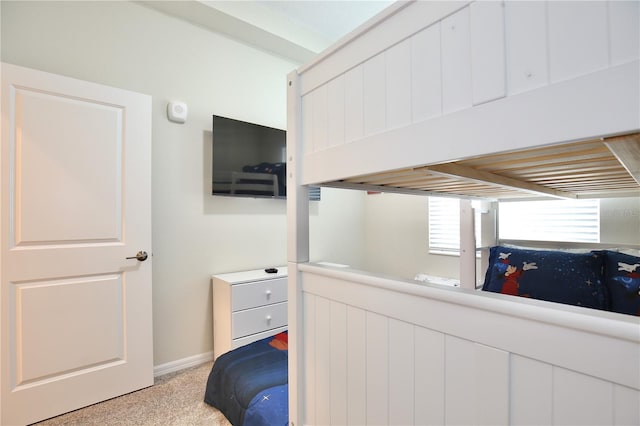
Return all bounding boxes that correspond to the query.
[482,246,607,310]
[602,250,640,316]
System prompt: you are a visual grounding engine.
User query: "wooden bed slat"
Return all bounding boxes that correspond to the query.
[465,146,612,171]
[329,136,640,200]
[421,163,578,199]
[605,134,640,185]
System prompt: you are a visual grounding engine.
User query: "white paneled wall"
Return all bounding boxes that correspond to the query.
[610,1,640,65]
[300,268,640,425]
[300,0,640,155]
[346,305,366,425]
[327,76,345,150]
[385,39,412,130]
[441,6,473,114]
[410,23,442,122]
[504,2,549,94]
[547,2,609,84]
[363,54,387,136]
[344,67,364,143]
[470,1,506,104]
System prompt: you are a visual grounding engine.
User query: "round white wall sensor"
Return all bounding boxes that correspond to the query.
[167,101,187,123]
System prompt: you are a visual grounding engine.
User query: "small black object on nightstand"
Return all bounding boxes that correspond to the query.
[264,268,278,274]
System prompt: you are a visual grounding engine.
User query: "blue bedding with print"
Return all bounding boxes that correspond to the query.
[204,334,288,426]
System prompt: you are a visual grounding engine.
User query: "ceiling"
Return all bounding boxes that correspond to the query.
[140,0,395,64]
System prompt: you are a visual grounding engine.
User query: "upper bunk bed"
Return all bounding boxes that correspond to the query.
[285,2,639,426]
[289,0,639,201]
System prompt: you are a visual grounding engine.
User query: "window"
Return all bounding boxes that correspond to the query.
[428,197,481,255]
[428,198,601,254]
[498,199,600,243]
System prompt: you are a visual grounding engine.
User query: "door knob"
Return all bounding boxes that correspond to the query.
[126,251,148,261]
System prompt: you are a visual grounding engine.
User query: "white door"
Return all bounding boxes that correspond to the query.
[0,63,153,425]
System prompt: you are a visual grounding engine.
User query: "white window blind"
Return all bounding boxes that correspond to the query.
[498,199,600,243]
[428,197,481,255]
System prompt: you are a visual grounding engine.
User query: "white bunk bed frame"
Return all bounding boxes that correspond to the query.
[286,1,639,425]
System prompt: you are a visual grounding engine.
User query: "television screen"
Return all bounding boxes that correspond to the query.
[211,115,320,200]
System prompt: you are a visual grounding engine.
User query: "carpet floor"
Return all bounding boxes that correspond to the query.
[33,362,232,426]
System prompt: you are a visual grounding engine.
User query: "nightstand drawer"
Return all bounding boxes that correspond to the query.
[231,277,287,311]
[232,301,287,339]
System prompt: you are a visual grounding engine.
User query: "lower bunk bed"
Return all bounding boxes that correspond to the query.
[291,257,639,425]
[204,332,289,426]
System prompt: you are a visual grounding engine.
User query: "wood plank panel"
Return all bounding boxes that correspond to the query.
[347,306,366,425]
[302,293,316,425]
[470,0,506,105]
[298,1,469,96]
[411,23,442,122]
[301,93,313,154]
[386,39,412,130]
[327,75,345,149]
[388,319,414,425]
[329,301,347,425]
[302,62,639,190]
[605,134,640,185]
[300,268,640,426]
[510,355,553,425]
[445,336,475,425]
[441,6,472,114]
[475,344,509,425]
[314,297,331,425]
[553,367,613,426]
[609,0,640,66]
[414,327,445,425]
[335,134,639,199]
[311,85,328,153]
[547,1,609,84]
[301,267,640,390]
[504,1,548,95]
[614,384,640,426]
[366,312,389,425]
[464,145,612,170]
[344,65,364,143]
[363,54,386,136]
[423,162,577,199]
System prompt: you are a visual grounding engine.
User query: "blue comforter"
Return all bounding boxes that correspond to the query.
[204,334,288,426]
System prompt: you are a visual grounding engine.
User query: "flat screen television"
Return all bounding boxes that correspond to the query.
[211,115,320,200]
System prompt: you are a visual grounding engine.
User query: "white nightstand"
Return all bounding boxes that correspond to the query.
[211,267,287,359]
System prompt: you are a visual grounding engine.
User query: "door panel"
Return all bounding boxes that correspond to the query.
[1,62,152,425]
[16,274,124,385]
[15,87,123,244]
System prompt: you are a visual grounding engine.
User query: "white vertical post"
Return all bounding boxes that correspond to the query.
[460,199,476,289]
[479,201,498,285]
[286,70,308,426]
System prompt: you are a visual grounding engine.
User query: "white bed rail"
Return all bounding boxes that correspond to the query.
[296,263,639,425]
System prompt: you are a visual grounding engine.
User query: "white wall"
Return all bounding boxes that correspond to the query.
[362,192,459,280]
[310,189,367,267]
[600,197,640,245]
[0,0,363,366]
[361,192,640,282]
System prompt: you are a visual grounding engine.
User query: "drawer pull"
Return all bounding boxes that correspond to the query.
[266,315,272,324]
[265,290,272,299]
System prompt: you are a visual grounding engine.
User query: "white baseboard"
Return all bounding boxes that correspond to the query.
[153,351,214,377]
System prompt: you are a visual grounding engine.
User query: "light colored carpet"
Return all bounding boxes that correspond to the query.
[33,362,232,426]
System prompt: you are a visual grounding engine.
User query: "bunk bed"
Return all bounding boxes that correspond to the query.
[286,1,639,425]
